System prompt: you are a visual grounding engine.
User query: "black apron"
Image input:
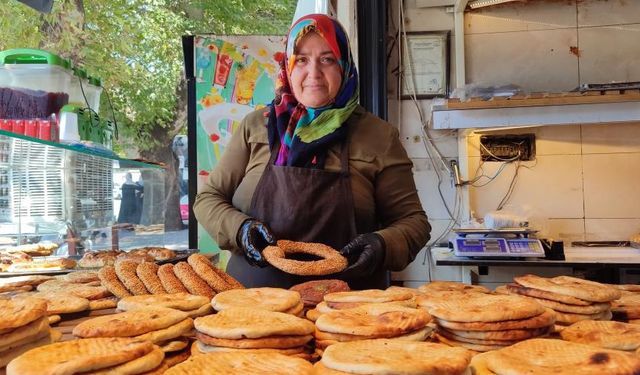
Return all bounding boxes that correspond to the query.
[227,134,389,290]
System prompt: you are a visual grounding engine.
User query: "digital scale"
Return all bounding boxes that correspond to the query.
[452,228,545,258]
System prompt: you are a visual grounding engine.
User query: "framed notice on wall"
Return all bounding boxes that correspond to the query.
[401,31,450,99]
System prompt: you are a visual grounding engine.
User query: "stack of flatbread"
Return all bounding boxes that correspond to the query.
[192,307,315,360]
[0,298,61,369]
[212,287,304,316]
[419,280,491,294]
[469,338,640,375]
[416,281,491,313]
[314,303,432,355]
[165,351,313,375]
[560,320,640,353]
[6,337,166,375]
[428,293,554,352]
[98,254,243,299]
[315,339,472,375]
[72,306,193,360]
[307,288,416,322]
[0,275,54,295]
[118,293,213,318]
[498,274,621,327]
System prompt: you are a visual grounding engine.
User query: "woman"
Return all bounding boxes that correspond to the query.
[194,14,430,289]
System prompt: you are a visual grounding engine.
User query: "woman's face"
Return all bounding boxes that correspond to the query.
[289,32,343,108]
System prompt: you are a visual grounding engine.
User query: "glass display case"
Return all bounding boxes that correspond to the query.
[0,130,169,263]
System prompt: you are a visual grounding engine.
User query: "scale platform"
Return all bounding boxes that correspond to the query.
[452,228,545,258]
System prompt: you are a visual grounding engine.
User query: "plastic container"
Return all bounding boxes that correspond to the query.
[0,48,71,119]
[85,76,103,113]
[68,66,90,107]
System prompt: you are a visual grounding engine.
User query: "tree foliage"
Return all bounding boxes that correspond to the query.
[0,0,295,152]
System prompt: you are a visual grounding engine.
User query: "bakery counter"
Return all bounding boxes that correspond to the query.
[434,246,640,268]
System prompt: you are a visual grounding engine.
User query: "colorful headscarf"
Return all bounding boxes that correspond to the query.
[267,14,359,168]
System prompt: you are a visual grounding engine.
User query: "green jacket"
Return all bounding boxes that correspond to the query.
[194,105,431,271]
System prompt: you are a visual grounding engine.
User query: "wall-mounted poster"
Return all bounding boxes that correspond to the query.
[190,35,285,263]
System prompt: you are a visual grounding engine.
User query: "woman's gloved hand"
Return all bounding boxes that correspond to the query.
[236,219,276,267]
[339,233,385,278]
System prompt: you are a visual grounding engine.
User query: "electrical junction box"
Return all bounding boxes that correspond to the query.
[480,134,535,162]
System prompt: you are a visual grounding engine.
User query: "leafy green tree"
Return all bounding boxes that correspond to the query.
[0,0,295,230]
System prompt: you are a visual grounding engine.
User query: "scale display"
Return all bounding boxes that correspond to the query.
[453,237,545,258]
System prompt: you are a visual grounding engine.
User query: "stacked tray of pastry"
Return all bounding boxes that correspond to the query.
[497,274,621,328]
[192,307,315,360]
[6,337,164,375]
[470,338,640,375]
[0,298,60,369]
[314,339,472,375]
[307,288,416,322]
[118,293,213,318]
[427,292,555,352]
[165,351,313,375]
[559,320,640,353]
[72,306,193,367]
[211,287,304,316]
[314,303,432,355]
[98,254,243,299]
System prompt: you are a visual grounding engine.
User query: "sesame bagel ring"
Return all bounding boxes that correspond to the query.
[263,240,348,276]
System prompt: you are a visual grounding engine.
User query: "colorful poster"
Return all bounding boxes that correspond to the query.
[194,35,285,262]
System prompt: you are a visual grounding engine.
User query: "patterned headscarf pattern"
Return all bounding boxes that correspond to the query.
[267,14,359,168]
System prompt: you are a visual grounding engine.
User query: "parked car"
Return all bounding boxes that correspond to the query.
[180,195,189,225]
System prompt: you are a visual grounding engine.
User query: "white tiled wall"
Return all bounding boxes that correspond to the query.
[390,0,640,284]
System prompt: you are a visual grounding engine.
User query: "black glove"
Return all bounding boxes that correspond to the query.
[236,219,276,267]
[339,233,386,278]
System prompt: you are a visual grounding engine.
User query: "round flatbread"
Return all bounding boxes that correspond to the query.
[502,286,611,314]
[0,298,47,331]
[0,316,49,353]
[323,289,412,304]
[439,325,550,341]
[428,293,545,323]
[73,307,189,338]
[88,297,118,310]
[514,274,621,303]
[62,271,99,284]
[164,352,313,375]
[418,281,490,294]
[417,290,491,310]
[194,307,314,339]
[322,339,472,375]
[436,327,524,346]
[88,345,165,375]
[118,293,209,312]
[435,308,556,331]
[0,276,54,292]
[5,337,155,375]
[211,288,300,313]
[0,329,58,368]
[134,318,194,344]
[434,332,509,352]
[507,282,592,306]
[315,326,432,343]
[20,292,89,315]
[36,280,111,300]
[560,320,640,351]
[196,331,312,349]
[159,338,189,353]
[193,340,304,356]
[316,303,430,337]
[481,338,640,374]
[186,303,214,318]
[555,309,612,325]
